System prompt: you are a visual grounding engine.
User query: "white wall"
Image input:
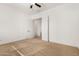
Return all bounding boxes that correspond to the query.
[49,4,79,48]
[0,4,34,45]
[31,4,79,48]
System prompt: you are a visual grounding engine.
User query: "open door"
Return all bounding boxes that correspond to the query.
[33,16,49,42]
[33,18,42,39]
[42,16,49,42]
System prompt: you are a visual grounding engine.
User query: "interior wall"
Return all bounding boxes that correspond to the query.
[31,4,79,48]
[0,4,34,45]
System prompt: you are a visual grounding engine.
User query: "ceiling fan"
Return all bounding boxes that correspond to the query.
[30,3,41,8]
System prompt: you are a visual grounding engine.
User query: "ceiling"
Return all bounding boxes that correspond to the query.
[5,3,64,15]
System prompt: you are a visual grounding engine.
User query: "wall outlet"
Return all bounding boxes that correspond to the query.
[27,30,30,32]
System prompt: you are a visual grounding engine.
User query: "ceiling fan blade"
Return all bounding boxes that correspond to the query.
[30,5,33,8]
[35,3,41,8]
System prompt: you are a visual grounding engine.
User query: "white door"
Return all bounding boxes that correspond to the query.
[42,16,49,42]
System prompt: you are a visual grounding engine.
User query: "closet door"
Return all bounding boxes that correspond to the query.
[42,16,49,42]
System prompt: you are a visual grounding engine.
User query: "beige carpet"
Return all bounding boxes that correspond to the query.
[0,38,79,56]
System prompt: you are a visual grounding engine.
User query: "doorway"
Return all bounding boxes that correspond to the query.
[33,18,42,39]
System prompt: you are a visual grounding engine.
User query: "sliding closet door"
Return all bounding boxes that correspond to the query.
[42,16,49,42]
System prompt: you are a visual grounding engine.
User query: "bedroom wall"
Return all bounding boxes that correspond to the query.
[31,4,79,48]
[0,4,34,44]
